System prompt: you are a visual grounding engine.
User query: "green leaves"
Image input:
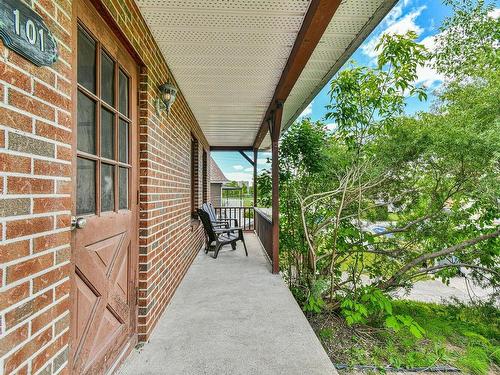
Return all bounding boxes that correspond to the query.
[434,0,500,79]
[279,0,499,333]
[325,31,428,152]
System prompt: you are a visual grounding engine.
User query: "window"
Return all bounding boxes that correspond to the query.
[191,135,199,215]
[202,150,208,203]
[76,25,131,215]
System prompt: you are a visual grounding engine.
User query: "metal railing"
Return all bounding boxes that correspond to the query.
[254,208,273,264]
[213,206,254,231]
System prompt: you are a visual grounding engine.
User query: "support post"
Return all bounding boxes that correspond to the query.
[253,148,258,207]
[270,101,283,274]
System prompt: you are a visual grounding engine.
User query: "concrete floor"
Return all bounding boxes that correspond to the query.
[118,234,336,375]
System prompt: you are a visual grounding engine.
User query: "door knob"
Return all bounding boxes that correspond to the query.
[71,216,87,230]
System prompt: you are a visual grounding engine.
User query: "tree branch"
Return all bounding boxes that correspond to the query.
[379,227,500,289]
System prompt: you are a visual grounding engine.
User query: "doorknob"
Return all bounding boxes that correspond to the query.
[71,216,87,230]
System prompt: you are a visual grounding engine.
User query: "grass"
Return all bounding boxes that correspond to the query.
[309,300,500,374]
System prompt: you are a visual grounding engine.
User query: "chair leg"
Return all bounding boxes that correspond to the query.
[241,238,248,257]
[212,243,222,259]
[231,241,236,250]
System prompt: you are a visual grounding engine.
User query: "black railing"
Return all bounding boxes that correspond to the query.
[214,206,254,231]
[254,208,273,263]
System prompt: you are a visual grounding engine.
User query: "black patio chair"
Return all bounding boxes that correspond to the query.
[202,202,239,227]
[197,208,248,259]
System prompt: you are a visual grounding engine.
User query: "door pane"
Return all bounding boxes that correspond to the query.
[119,167,128,210]
[101,51,114,106]
[77,158,96,215]
[101,108,114,159]
[101,164,115,212]
[77,27,96,93]
[77,92,96,154]
[119,70,129,117]
[119,119,129,163]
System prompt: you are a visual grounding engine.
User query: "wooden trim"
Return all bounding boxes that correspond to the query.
[210,146,254,151]
[271,106,283,274]
[70,0,141,371]
[253,0,342,148]
[239,150,255,166]
[86,0,145,66]
[253,148,258,207]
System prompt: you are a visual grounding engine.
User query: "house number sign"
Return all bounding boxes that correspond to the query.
[0,0,58,66]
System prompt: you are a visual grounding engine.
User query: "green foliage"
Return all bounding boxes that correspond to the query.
[326,31,427,150]
[278,1,499,318]
[256,170,272,207]
[318,328,334,341]
[315,300,499,373]
[303,279,328,314]
[341,288,425,338]
[433,0,500,79]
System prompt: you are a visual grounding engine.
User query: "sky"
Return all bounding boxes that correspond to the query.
[212,0,499,183]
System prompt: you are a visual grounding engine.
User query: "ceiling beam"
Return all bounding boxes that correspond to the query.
[239,151,255,166]
[210,146,254,151]
[253,0,342,149]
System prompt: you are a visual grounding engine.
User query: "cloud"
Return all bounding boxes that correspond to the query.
[488,8,500,19]
[232,165,244,170]
[225,172,253,182]
[412,34,444,87]
[360,3,445,89]
[325,123,338,132]
[362,6,426,60]
[257,157,271,165]
[298,101,313,118]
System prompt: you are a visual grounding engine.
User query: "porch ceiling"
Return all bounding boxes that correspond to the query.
[135,0,396,148]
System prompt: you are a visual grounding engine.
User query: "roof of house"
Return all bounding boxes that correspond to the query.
[210,158,229,184]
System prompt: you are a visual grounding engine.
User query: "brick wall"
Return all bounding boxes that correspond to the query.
[98,0,210,342]
[0,1,73,373]
[1,0,211,373]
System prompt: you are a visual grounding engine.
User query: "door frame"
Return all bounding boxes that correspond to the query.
[69,0,143,371]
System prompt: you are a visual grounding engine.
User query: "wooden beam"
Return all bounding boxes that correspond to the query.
[271,104,283,274]
[253,148,258,207]
[253,0,342,149]
[210,146,253,151]
[239,150,255,166]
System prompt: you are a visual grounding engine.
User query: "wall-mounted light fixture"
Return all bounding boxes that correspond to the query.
[155,82,177,116]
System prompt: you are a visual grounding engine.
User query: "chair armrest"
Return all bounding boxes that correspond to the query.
[212,222,229,227]
[214,227,243,234]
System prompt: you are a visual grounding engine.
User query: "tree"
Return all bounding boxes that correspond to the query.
[256,170,272,207]
[433,0,499,79]
[278,7,499,317]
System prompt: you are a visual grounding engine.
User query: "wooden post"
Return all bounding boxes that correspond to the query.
[270,101,283,274]
[253,148,258,207]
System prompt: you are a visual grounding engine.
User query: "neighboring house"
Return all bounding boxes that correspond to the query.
[210,158,229,207]
[0,0,396,373]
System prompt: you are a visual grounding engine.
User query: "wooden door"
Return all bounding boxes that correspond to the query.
[71,0,138,373]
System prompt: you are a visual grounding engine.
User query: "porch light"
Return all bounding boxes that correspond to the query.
[156,82,177,116]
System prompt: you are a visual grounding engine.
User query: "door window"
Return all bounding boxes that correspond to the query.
[76,25,131,215]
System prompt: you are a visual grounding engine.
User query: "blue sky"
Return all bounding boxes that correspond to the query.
[213,0,499,183]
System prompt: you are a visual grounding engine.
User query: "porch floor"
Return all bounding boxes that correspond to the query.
[118,233,336,375]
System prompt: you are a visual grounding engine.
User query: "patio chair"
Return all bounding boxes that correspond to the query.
[197,208,248,259]
[202,202,239,227]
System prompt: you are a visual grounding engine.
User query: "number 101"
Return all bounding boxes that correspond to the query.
[13,9,46,51]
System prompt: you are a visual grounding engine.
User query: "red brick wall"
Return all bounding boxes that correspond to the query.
[1,0,210,373]
[0,0,73,373]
